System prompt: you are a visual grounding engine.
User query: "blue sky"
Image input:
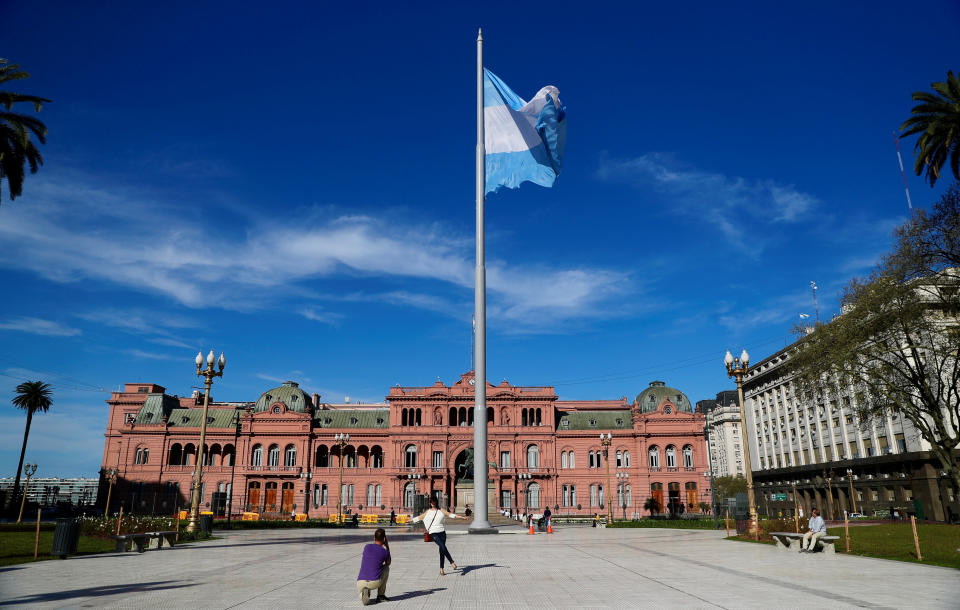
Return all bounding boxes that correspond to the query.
[1,1,957,477]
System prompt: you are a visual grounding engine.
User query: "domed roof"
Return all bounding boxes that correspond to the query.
[635,381,693,414]
[253,381,312,413]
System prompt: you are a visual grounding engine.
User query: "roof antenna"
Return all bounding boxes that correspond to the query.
[894,132,915,219]
[810,281,820,325]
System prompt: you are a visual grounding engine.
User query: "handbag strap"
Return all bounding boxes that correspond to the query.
[426,509,439,531]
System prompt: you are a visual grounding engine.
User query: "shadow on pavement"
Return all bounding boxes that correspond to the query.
[459,563,502,576]
[0,580,197,606]
[389,587,446,601]
[206,533,426,550]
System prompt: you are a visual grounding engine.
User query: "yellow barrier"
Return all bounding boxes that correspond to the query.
[200,511,213,516]
[242,512,260,521]
[295,513,307,522]
[395,514,409,524]
[177,510,188,520]
[361,514,379,523]
[328,514,344,523]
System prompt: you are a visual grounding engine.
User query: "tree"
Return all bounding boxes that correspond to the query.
[0,59,50,203]
[643,496,660,516]
[698,501,711,514]
[10,380,52,508]
[713,475,747,502]
[789,185,960,504]
[900,70,960,187]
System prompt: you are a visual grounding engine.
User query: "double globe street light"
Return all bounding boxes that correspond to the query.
[724,348,759,539]
[335,433,350,523]
[187,350,225,533]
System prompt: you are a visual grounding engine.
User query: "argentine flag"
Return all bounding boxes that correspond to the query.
[484,69,566,194]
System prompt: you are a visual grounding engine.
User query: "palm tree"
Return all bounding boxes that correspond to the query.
[10,380,52,509]
[643,496,660,517]
[0,59,51,203]
[900,70,960,187]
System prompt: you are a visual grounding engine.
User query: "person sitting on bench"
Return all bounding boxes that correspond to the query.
[801,508,827,552]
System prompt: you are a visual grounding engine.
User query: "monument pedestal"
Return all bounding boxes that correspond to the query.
[455,481,496,514]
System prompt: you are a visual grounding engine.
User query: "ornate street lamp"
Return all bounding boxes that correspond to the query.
[616,472,629,520]
[103,467,118,516]
[186,350,226,533]
[226,410,241,528]
[600,432,613,523]
[16,463,37,523]
[335,433,350,523]
[846,468,858,515]
[518,472,531,513]
[724,349,759,539]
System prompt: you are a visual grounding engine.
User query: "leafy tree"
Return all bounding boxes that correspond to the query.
[10,380,52,507]
[643,496,660,516]
[712,475,747,502]
[698,501,711,514]
[0,59,50,203]
[900,70,960,187]
[789,185,960,503]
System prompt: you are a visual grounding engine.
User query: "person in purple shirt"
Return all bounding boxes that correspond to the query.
[356,528,391,605]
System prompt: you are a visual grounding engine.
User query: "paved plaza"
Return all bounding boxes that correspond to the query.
[0,523,957,609]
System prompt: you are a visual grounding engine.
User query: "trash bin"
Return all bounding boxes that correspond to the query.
[51,517,81,558]
[199,514,213,534]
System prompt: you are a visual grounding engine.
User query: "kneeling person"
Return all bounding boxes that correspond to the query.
[357,528,390,604]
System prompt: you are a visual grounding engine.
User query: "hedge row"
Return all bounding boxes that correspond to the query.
[606,519,717,529]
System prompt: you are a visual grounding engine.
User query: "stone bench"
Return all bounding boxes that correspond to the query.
[770,531,839,554]
[111,530,178,553]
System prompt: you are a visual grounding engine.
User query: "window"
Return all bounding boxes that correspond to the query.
[589,451,596,468]
[616,451,622,468]
[432,451,443,468]
[623,451,630,467]
[251,444,263,467]
[527,483,541,508]
[502,490,512,509]
[568,451,575,469]
[570,485,577,507]
[404,482,416,508]
[895,433,906,452]
[590,484,597,507]
[268,445,280,467]
[561,452,568,469]
[599,485,605,508]
[527,444,540,468]
[321,484,328,506]
[367,484,376,506]
[625,484,631,507]
[682,445,693,468]
[665,446,677,468]
[371,446,383,468]
[500,451,511,469]
[404,444,417,468]
[284,444,297,467]
[562,484,569,506]
[649,446,660,468]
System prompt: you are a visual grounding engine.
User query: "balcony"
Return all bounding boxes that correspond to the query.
[240,465,302,476]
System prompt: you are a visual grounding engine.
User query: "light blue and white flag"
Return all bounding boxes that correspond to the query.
[484,69,566,194]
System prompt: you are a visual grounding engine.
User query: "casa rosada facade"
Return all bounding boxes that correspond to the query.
[100,372,708,518]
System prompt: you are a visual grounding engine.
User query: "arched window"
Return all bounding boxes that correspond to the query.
[536,408,542,426]
[569,451,575,469]
[284,444,297,467]
[665,445,677,468]
[682,445,693,468]
[522,409,528,427]
[527,482,541,508]
[404,444,417,468]
[404,482,416,508]
[589,451,596,469]
[468,407,474,426]
[599,484,605,508]
[449,407,457,426]
[251,444,263,467]
[316,445,329,467]
[416,409,422,426]
[570,485,577,507]
[590,484,597,507]
[561,452,568,469]
[616,450,622,468]
[458,407,467,427]
[624,451,630,467]
[367,484,376,506]
[371,446,383,468]
[376,484,382,506]
[402,408,408,427]
[223,444,235,466]
[487,406,494,425]
[685,481,698,508]
[184,443,196,465]
[268,444,280,468]
[168,443,182,465]
[344,446,356,468]
[625,484,632,507]
[649,446,660,468]
[207,444,221,466]
[526,444,539,468]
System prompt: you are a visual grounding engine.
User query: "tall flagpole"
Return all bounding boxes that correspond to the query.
[470,27,493,533]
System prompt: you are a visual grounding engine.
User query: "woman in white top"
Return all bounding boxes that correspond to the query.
[412,497,461,574]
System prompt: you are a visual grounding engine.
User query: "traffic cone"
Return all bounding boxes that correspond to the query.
[547,519,553,534]
[528,520,535,535]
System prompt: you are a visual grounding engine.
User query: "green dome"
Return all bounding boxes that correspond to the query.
[635,381,693,413]
[253,381,312,413]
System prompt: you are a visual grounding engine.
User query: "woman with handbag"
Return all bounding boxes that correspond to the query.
[412,498,461,575]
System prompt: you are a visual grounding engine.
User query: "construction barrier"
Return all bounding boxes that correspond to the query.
[361,514,378,524]
[200,511,213,516]
[395,514,409,524]
[295,513,307,522]
[178,510,188,520]
[328,514,345,523]
[242,512,260,521]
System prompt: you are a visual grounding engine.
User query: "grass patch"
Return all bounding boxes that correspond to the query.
[828,523,960,570]
[0,530,115,567]
[607,519,717,529]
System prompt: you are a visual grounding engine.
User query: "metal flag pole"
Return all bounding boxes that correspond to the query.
[470,27,493,533]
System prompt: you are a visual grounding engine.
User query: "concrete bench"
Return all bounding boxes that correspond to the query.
[770,531,839,554]
[111,530,178,553]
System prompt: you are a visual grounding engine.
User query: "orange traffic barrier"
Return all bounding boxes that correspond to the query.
[547,520,553,534]
[528,520,535,535]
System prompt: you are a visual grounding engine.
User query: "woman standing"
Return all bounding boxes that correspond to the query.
[412,498,461,575]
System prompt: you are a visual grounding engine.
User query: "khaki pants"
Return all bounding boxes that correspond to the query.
[356,566,389,605]
[802,531,825,550]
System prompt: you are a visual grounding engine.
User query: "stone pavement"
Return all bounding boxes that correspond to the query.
[0,523,957,609]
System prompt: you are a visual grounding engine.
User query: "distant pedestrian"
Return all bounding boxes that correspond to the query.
[390,509,396,524]
[412,497,461,575]
[356,528,390,605]
[352,514,359,528]
[544,506,552,526]
[800,508,827,552]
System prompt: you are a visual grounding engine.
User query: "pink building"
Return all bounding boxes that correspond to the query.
[100,373,708,518]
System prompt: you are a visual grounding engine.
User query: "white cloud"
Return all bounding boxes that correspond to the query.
[125,349,180,361]
[596,153,818,243]
[0,171,631,330]
[299,307,344,325]
[0,317,82,337]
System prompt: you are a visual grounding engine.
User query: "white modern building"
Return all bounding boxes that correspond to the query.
[701,391,745,478]
[0,477,99,505]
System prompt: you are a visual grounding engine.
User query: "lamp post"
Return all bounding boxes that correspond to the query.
[822,468,836,520]
[846,468,858,514]
[406,473,422,512]
[186,350,226,533]
[103,467,118,517]
[704,421,719,529]
[792,480,800,532]
[226,410,241,528]
[335,433,350,523]
[518,472,531,514]
[724,349,759,539]
[600,432,613,523]
[616,472,629,520]
[16,463,37,523]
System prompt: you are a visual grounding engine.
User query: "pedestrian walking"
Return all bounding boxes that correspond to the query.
[390,509,396,524]
[412,497,461,575]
